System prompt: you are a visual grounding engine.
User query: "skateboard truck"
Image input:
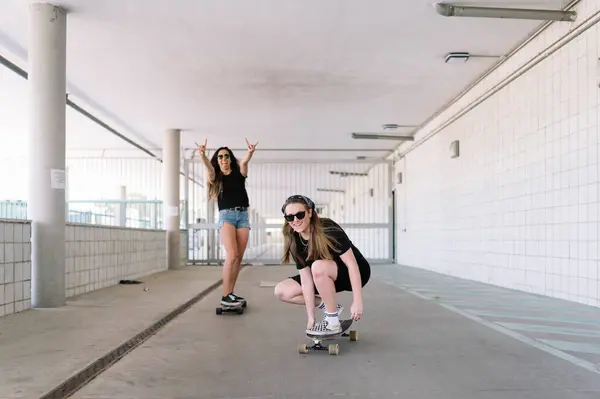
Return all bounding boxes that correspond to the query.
[298,320,358,355]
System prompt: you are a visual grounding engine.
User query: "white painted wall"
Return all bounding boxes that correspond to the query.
[386,0,600,307]
[0,220,184,318]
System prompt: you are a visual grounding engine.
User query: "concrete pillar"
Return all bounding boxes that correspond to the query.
[28,3,68,308]
[163,129,181,269]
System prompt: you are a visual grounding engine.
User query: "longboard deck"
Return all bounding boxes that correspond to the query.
[306,319,353,340]
[221,303,243,309]
[219,299,248,309]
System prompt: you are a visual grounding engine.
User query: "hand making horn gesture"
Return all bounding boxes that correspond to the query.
[195,139,207,157]
[245,138,259,153]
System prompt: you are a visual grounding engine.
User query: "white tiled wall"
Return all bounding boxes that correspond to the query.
[65,224,167,297]
[0,221,172,318]
[389,0,600,307]
[0,220,31,317]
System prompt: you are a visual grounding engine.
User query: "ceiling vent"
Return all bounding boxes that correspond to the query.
[445,52,470,64]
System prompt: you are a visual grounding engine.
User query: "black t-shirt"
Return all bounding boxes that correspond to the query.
[217,169,250,210]
[293,218,367,270]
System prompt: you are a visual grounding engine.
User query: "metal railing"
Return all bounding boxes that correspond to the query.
[0,199,188,230]
[0,155,394,266]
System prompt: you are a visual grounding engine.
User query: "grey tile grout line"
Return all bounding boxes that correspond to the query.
[378,279,600,376]
[38,266,247,399]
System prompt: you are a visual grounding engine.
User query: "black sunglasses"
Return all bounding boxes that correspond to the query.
[218,154,230,160]
[284,211,306,222]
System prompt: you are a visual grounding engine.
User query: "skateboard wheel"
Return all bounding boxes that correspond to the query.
[216,308,223,315]
[242,302,247,308]
[236,307,244,315]
[328,344,339,355]
[349,330,358,341]
[298,344,309,354]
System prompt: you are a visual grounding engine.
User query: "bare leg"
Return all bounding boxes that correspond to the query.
[274,278,320,306]
[220,223,241,296]
[311,260,338,314]
[231,227,249,290]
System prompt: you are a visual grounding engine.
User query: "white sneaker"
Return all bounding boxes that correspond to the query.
[306,319,342,336]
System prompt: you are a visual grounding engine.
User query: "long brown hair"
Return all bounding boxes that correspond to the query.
[281,196,339,265]
[207,146,240,200]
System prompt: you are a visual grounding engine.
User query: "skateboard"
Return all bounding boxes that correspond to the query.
[215,300,247,315]
[298,319,358,355]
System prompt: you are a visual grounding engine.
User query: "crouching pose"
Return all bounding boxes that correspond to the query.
[274,195,371,336]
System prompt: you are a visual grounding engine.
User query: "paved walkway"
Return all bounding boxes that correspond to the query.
[373,265,600,372]
[0,267,223,399]
[1,264,600,398]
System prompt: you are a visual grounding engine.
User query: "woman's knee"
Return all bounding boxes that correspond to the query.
[226,251,242,263]
[311,260,337,281]
[274,279,300,301]
[223,249,241,265]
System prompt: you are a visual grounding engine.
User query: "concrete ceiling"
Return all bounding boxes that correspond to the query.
[0,64,143,162]
[0,0,573,162]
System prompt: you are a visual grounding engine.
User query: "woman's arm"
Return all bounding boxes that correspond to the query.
[195,140,215,181]
[339,248,363,302]
[239,138,258,177]
[201,154,215,181]
[299,267,316,319]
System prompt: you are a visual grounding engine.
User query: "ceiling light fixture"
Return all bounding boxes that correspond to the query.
[351,133,415,141]
[445,52,470,63]
[355,156,388,161]
[382,124,417,130]
[329,170,368,177]
[434,2,577,22]
[316,188,346,193]
[444,52,503,64]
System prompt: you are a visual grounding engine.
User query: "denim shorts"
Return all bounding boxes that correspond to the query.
[218,208,251,230]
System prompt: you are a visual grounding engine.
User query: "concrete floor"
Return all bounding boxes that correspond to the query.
[373,266,600,370]
[0,267,223,399]
[2,265,600,399]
